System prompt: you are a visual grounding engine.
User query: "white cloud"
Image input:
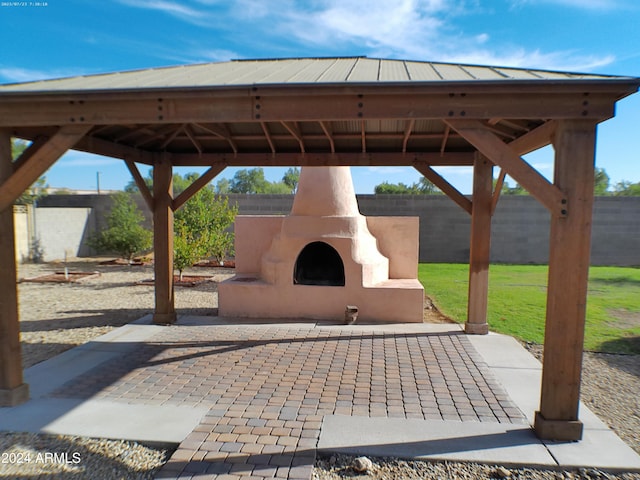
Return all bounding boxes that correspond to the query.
[365,166,412,175]
[0,67,88,83]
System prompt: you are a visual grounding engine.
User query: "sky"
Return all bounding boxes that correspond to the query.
[0,0,639,194]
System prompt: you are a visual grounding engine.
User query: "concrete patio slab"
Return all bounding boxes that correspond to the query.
[318,415,555,466]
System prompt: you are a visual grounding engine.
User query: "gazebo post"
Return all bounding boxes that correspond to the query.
[152,154,176,324]
[466,153,493,335]
[534,119,597,441]
[0,129,29,406]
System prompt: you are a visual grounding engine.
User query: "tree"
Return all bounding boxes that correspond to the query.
[173,186,238,278]
[374,177,440,194]
[124,171,195,195]
[594,167,610,195]
[217,168,299,194]
[613,180,640,196]
[88,193,152,262]
[12,138,49,205]
[282,167,300,193]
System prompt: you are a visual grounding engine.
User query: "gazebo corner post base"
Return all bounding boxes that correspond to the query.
[534,411,584,441]
[465,322,489,335]
[153,312,177,325]
[0,384,29,407]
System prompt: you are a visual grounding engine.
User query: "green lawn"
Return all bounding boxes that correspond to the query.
[418,264,640,354]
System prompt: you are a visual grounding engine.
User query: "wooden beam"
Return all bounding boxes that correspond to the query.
[320,121,335,153]
[11,135,50,172]
[413,164,472,215]
[152,155,176,324]
[491,168,507,215]
[170,151,476,167]
[0,124,92,212]
[509,120,556,156]
[0,89,623,127]
[0,129,29,406]
[445,119,566,217]
[466,154,493,335]
[361,120,367,153]
[135,124,182,148]
[124,157,154,211]
[534,119,597,441]
[160,125,184,149]
[172,164,226,211]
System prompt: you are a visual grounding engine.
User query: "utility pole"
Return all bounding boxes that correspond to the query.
[96,171,101,194]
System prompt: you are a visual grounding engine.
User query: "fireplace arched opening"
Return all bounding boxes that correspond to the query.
[293,241,345,286]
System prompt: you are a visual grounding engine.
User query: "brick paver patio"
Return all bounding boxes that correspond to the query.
[52,319,526,479]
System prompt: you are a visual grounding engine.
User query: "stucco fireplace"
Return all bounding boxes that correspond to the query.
[218,166,424,323]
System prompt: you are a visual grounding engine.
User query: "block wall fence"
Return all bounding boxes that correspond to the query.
[18,194,640,266]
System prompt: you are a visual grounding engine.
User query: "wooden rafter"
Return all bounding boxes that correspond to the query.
[440,125,450,156]
[261,122,276,154]
[320,121,335,153]
[160,125,184,149]
[184,125,203,154]
[194,123,238,154]
[172,164,226,211]
[402,119,415,153]
[413,163,472,215]
[135,124,182,148]
[281,121,305,153]
[124,157,154,211]
[0,124,92,212]
[445,119,565,217]
[115,125,155,143]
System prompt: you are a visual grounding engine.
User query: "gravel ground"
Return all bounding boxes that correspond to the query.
[2,259,639,479]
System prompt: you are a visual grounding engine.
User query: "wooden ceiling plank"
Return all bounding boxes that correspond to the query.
[413,163,472,215]
[319,121,335,153]
[172,164,226,211]
[0,124,92,211]
[260,122,276,154]
[402,119,415,153]
[446,119,565,216]
[124,157,154,211]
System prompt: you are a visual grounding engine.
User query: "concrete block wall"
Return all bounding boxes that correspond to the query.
[30,194,640,266]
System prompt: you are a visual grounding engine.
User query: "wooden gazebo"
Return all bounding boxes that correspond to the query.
[0,57,638,441]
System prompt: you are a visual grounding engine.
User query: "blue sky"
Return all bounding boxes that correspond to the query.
[1,0,639,194]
